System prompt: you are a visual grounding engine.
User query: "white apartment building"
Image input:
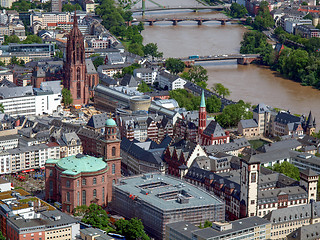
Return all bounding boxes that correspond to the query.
[0,134,19,151]
[0,151,10,174]
[158,70,186,90]
[0,81,61,118]
[133,68,158,85]
[6,143,60,173]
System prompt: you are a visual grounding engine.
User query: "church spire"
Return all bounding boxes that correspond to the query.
[200,90,206,108]
[73,10,78,27]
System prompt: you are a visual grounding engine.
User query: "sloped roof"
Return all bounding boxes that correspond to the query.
[203,121,226,137]
[86,113,108,129]
[253,103,270,114]
[239,119,258,129]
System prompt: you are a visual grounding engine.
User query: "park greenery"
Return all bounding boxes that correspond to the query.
[169,89,221,113]
[114,63,141,78]
[144,43,163,60]
[137,81,151,93]
[229,3,247,18]
[10,0,50,12]
[62,2,82,12]
[212,83,231,98]
[180,65,208,88]
[251,1,274,31]
[62,88,73,107]
[165,58,185,74]
[266,161,300,181]
[74,204,150,239]
[216,100,252,128]
[3,34,42,45]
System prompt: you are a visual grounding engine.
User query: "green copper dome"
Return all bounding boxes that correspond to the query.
[55,154,107,175]
[106,118,116,127]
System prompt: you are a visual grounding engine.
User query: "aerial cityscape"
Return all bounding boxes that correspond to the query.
[0,0,319,239]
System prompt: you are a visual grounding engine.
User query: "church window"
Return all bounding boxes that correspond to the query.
[112,147,116,156]
[251,172,256,183]
[77,67,81,81]
[112,164,115,174]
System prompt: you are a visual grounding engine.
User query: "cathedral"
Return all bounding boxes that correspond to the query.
[31,11,99,106]
[63,11,99,105]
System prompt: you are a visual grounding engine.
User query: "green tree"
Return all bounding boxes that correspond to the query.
[144,43,163,60]
[62,2,82,12]
[206,95,221,113]
[204,220,212,228]
[0,103,4,113]
[62,88,73,107]
[212,83,231,98]
[182,65,208,88]
[81,204,114,232]
[54,50,64,59]
[73,205,88,217]
[11,0,34,12]
[128,43,144,56]
[216,100,252,128]
[137,21,144,32]
[115,218,150,240]
[230,3,248,18]
[0,231,4,240]
[3,35,20,45]
[303,13,313,20]
[22,34,42,44]
[137,81,151,93]
[93,56,105,69]
[165,58,185,74]
[270,161,300,181]
[252,1,274,31]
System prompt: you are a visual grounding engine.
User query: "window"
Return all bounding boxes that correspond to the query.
[77,191,80,206]
[102,176,105,182]
[112,146,116,156]
[66,205,70,213]
[77,180,79,187]
[49,170,53,176]
[251,200,255,205]
[93,178,96,185]
[66,192,70,202]
[112,164,115,174]
[93,189,97,198]
[82,190,86,205]
[102,187,105,202]
[82,178,86,186]
[251,172,257,183]
[66,180,70,188]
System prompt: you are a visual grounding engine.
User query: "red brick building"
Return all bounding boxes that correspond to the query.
[45,119,121,213]
[63,11,99,105]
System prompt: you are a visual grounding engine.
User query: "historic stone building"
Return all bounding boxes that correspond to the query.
[45,118,121,213]
[63,11,98,105]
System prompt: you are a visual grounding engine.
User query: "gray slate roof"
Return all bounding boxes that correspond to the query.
[86,113,108,129]
[253,103,270,113]
[239,119,258,128]
[0,86,33,99]
[203,121,226,137]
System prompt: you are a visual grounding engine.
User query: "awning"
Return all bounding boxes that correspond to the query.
[22,169,35,173]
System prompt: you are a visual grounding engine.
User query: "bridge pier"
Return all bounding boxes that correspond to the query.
[221,20,226,25]
[172,20,177,26]
[237,57,256,65]
[197,20,202,25]
[126,21,132,26]
[148,21,154,26]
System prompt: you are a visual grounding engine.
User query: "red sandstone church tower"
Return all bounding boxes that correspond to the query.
[64,11,89,105]
[198,90,207,135]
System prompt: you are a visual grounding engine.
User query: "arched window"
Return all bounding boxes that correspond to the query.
[82,190,86,205]
[49,170,53,176]
[93,189,97,198]
[102,187,105,202]
[113,179,116,185]
[77,67,81,81]
[112,147,116,157]
[112,164,115,174]
[82,178,86,186]
[93,178,96,185]
[77,180,80,187]
[77,192,80,206]
[102,176,105,182]
[66,180,70,188]
[92,75,95,88]
[66,192,70,202]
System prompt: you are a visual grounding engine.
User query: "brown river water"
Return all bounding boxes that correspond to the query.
[133,6,320,126]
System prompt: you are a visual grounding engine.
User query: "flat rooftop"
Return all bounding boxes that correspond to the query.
[115,173,224,211]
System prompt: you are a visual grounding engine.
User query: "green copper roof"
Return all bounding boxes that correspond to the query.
[200,90,206,108]
[55,154,107,176]
[106,118,116,127]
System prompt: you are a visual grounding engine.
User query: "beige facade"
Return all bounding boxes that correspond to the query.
[45,226,72,240]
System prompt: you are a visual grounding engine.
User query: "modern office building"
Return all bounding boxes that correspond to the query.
[165,216,271,240]
[112,173,225,240]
